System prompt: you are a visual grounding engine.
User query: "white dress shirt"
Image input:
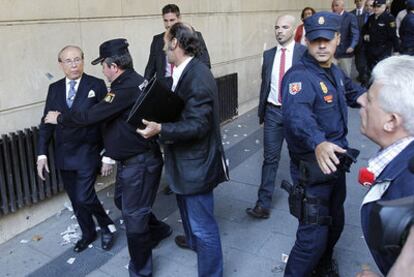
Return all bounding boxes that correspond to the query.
[172,56,193,92]
[267,39,295,106]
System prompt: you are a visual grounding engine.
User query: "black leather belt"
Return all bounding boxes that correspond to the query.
[267,102,281,108]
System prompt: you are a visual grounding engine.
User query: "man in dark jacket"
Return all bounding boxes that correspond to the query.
[138,23,229,277]
[37,45,115,253]
[359,55,414,276]
[332,0,360,77]
[246,15,306,219]
[144,4,210,82]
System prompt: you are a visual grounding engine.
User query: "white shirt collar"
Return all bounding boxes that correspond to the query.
[278,39,295,52]
[172,56,193,92]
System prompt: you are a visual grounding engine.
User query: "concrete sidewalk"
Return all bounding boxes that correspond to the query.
[0,107,380,277]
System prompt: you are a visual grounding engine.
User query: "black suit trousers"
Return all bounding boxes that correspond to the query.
[60,168,113,239]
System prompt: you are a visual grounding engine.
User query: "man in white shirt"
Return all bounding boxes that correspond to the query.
[246,15,306,219]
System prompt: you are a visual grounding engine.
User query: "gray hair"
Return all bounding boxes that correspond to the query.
[372,55,414,135]
[58,45,84,62]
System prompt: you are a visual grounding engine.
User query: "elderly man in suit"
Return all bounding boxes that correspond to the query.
[246,15,306,219]
[332,0,360,78]
[138,22,229,277]
[359,55,414,276]
[37,45,115,253]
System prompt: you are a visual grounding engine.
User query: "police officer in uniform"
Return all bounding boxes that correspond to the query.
[44,39,172,277]
[400,0,414,55]
[362,0,400,72]
[281,12,366,277]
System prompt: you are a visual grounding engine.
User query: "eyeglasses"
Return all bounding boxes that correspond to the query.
[61,57,83,66]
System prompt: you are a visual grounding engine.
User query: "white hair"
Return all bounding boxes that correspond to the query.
[371,55,414,135]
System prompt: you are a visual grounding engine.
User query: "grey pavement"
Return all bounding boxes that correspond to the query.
[0,107,380,277]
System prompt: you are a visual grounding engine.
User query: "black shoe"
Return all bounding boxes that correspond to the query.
[74,234,97,253]
[101,231,114,251]
[151,225,173,248]
[174,235,191,250]
[246,205,270,219]
[312,258,339,277]
[163,186,174,195]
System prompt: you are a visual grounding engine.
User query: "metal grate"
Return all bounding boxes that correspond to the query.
[0,127,63,216]
[216,73,238,123]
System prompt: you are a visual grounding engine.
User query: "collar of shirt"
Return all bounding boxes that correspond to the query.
[278,38,295,53]
[65,76,82,98]
[368,136,414,178]
[172,56,193,92]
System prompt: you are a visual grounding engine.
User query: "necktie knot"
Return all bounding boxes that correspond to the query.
[69,80,76,89]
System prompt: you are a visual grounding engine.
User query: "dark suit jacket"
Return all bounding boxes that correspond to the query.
[336,11,360,58]
[361,141,414,275]
[144,31,211,80]
[160,58,229,195]
[38,73,107,170]
[257,43,306,124]
[351,9,369,48]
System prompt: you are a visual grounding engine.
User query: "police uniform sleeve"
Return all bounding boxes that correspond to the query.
[281,69,326,151]
[58,89,136,127]
[343,73,366,107]
[160,83,213,143]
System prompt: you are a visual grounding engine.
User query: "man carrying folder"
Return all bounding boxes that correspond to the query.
[137,23,229,277]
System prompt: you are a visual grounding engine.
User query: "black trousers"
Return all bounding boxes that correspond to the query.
[114,150,164,277]
[60,168,114,239]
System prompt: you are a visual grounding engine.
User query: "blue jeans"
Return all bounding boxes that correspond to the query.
[176,192,223,277]
[257,104,284,209]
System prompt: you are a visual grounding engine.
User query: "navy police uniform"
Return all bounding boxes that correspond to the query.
[362,0,400,70]
[57,39,170,277]
[400,0,414,55]
[282,12,365,277]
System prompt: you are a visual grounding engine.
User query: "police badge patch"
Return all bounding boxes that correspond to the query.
[289,82,302,95]
[320,82,328,94]
[104,92,115,103]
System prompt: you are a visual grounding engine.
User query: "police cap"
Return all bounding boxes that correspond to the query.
[373,0,386,6]
[407,0,414,10]
[304,11,341,42]
[91,38,130,65]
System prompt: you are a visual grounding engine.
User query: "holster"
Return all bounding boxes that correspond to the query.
[281,180,332,225]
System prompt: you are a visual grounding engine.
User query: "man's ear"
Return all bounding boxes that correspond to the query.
[384,113,402,132]
[171,38,178,50]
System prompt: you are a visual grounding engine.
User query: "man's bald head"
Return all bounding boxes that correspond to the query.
[274,14,296,46]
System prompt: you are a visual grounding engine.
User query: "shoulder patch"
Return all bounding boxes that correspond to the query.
[104,92,115,103]
[320,82,328,94]
[289,82,302,95]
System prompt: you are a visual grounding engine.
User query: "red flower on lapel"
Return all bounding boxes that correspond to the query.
[358,167,375,187]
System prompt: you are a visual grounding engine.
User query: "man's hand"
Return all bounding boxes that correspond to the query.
[101,162,114,176]
[37,158,49,180]
[44,111,61,124]
[136,119,161,139]
[315,141,346,174]
[346,47,354,54]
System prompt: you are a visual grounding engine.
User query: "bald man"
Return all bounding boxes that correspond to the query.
[246,15,306,219]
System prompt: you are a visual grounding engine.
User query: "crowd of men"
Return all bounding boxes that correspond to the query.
[35,1,414,277]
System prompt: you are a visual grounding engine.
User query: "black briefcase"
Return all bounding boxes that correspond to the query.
[127,76,184,129]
